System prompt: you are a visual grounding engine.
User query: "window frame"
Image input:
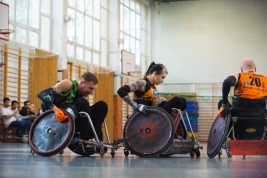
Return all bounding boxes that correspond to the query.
[66,0,109,68]
[4,0,52,50]
[120,0,146,68]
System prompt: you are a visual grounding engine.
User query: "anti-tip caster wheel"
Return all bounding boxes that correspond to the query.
[124,149,129,157]
[226,150,232,158]
[30,149,35,155]
[190,151,195,158]
[100,149,105,158]
[111,149,115,157]
[218,149,222,158]
[58,150,64,155]
[196,150,200,158]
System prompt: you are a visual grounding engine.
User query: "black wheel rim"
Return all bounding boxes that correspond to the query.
[123,107,175,157]
[29,109,74,157]
[207,113,230,158]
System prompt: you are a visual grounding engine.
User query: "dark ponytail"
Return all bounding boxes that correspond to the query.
[143,62,156,77]
[143,61,168,77]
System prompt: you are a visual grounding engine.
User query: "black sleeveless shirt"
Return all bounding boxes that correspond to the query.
[53,80,84,109]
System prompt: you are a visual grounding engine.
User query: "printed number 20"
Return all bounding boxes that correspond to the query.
[249,76,261,87]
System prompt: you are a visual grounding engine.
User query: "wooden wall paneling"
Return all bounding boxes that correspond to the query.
[78,65,81,78]
[114,95,122,139]
[32,55,58,111]
[107,72,115,141]
[62,69,68,80]
[29,53,34,106]
[94,71,115,142]
[17,48,22,106]
[68,62,73,80]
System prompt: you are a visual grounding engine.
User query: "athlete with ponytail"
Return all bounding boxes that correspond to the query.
[117,61,187,117]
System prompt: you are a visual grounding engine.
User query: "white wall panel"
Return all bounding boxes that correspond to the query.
[152,0,267,86]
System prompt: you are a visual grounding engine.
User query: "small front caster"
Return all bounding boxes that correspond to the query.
[196,150,200,158]
[100,149,105,158]
[31,149,35,155]
[124,149,129,157]
[190,151,195,158]
[111,149,115,157]
[218,149,222,158]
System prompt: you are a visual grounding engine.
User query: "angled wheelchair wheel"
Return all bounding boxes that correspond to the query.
[123,106,175,157]
[207,113,231,158]
[29,109,75,157]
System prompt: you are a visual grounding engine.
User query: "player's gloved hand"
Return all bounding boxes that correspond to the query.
[53,106,68,122]
[137,104,150,115]
[218,104,228,118]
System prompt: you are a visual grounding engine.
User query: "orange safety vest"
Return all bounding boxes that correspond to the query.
[234,72,267,99]
[140,85,158,100]
[134,78,158,100]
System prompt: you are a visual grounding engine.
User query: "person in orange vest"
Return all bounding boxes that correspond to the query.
[218,59,267,118]
[117,61,187,130]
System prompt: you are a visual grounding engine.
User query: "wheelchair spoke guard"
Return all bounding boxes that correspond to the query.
[207,113,230,158]
[29,110,75,157]
[123,106,175,157]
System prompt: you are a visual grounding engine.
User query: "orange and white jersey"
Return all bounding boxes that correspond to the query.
[140,85,158,100]
[133,78,158,100]
[234,72,267,99]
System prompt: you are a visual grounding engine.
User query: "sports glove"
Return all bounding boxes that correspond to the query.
[218,104,228,118]
[53,106,68,122]
[136,104,150,115]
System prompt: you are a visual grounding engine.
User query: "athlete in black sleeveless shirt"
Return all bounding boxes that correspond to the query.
[37,72,108,141]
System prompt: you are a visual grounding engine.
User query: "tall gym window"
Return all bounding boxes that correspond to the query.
[67,0,109,67]
[3,0,51,50]
[120,0,147,66]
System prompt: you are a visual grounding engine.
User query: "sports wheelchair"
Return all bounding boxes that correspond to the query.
[29,108,118,157]
[207,97,267,158]
[118,98,203,158]
[29,100,203,158]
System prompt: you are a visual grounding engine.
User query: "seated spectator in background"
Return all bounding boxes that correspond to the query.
[30,103,37,115]
[20,101,36,119]
[10,100,22,121]
[1,97,31,143]
[11,100,35,121]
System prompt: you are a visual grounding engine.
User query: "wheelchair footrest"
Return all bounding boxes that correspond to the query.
[230,140,267,155]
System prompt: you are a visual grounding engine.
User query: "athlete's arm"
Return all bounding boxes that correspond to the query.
[117,79,147,108]
[37,79,73,109]
[222,73,239,104]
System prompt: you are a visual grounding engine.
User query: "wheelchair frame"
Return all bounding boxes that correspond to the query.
[68,111,119,157]
[160,109,203,157]
[30,107,203,158]
[208,107,267,159]
[222,114,267,158]
[121,107,203,158]
[29,109,119,157]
